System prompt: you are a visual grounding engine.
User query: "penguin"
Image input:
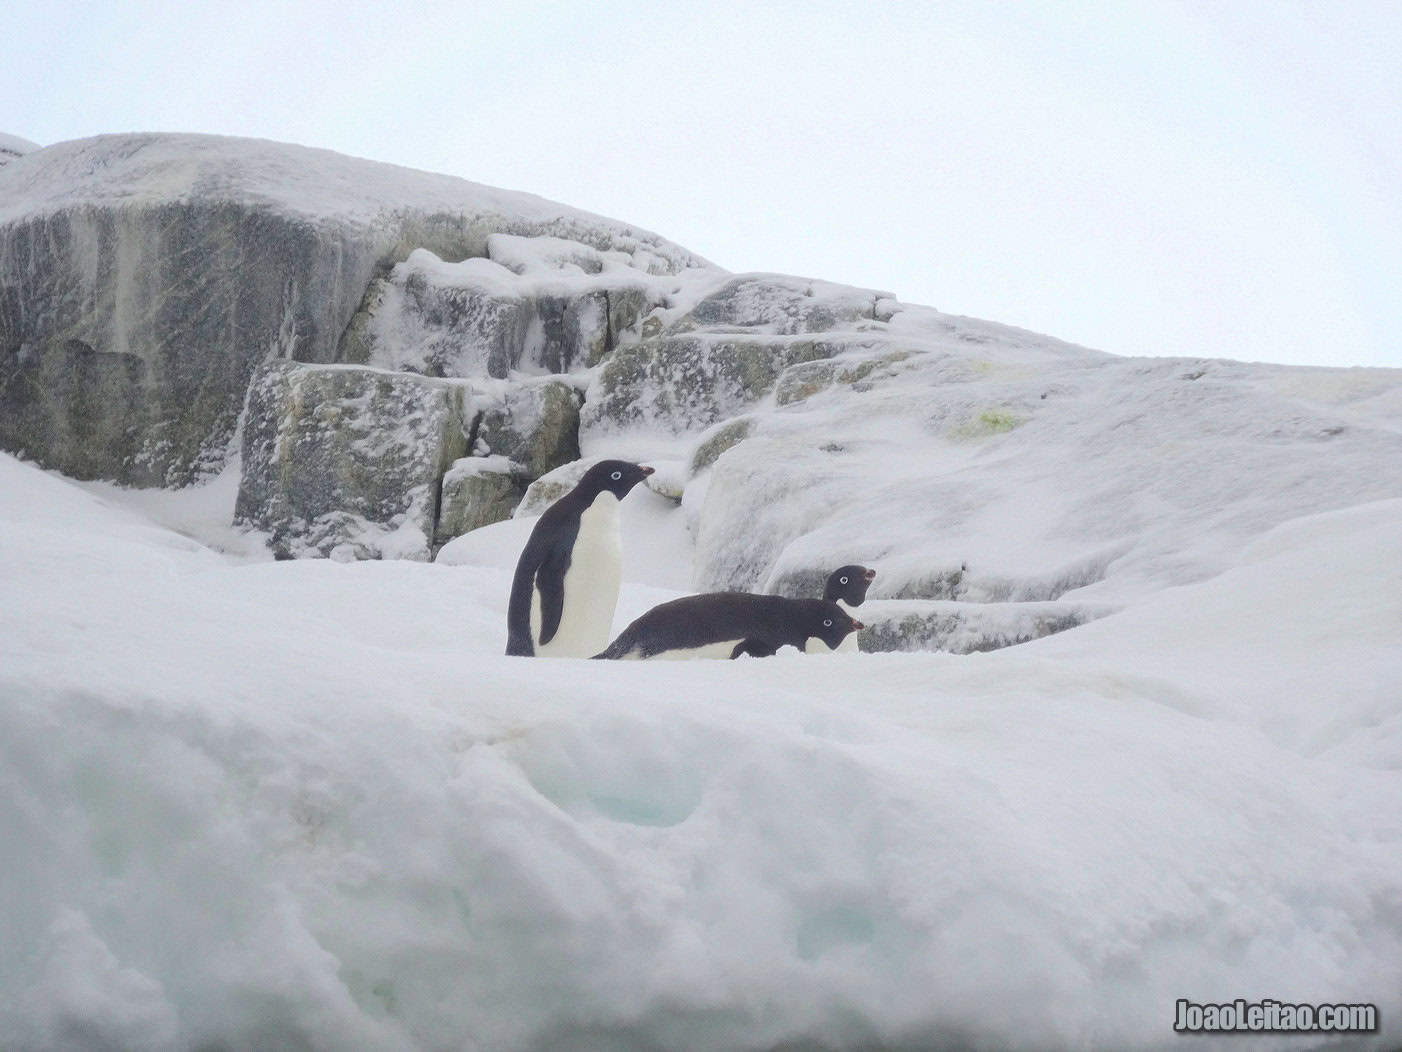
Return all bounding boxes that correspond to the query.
[506,459,653,657]
[804,564,876,653]
[594,593,863,660]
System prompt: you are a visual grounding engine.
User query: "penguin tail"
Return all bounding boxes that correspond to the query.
[505,631,535,657]
[592,635,630,659]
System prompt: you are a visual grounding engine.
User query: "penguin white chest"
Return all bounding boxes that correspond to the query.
[532,492,622,657]
[803,598,861,654]
[627,639,747,661]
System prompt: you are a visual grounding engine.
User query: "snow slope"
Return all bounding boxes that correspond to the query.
[3,449,1399,1050]
[580,307,1402,609]
[0,132,39,167]
[0,134,705,271]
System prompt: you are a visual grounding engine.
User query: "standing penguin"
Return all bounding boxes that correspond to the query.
[804,564,876,653]
[594,593,862,660]
[506,460,653,657]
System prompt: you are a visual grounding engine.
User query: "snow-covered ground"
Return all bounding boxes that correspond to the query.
[3,447,1399,1050]
[0,132,40,167]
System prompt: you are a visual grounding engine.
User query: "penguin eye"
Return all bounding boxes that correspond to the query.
[823,619,833,627]
[839,576,848,584]
[610,470,622,480]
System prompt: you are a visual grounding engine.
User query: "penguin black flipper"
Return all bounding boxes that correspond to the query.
[506,560,538,656]
[505,508,579,656]
[730,638,778,659]
[534,538,575,646]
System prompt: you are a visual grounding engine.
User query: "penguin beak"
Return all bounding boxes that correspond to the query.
[864,569,876,580]
[852,621,865,630]
[640,465,655,475]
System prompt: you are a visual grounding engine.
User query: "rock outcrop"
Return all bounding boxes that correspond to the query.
[474,378,582,480]
[855,600,1118,653]
[583,334,863,436]
[10,132,1402,665]
[666,273,895,335]
[435,456,525,546]
[234,361,471,560]
[0,133,703,486]
[338,249,658,379]
[513,458,601,520]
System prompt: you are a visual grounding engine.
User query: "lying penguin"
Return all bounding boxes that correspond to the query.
[804,564,876,653]
[506,460,653,657]
[594,593,863,660]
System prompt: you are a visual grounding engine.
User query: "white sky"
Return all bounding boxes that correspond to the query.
[5,0,1399,367]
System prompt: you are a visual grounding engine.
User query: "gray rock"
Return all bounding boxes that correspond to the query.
[668,274,893,336]
[532,288,610,374]
[337,276,392,367]
[474,379,582,480]
[774,349,918,406]
[234,361,470,560]
[0,200,341,485]
[513,458,599,519]
[688,416,757,476]
[355,257,532,378]
[435,457,525,545]
[857,600,1117,654]
[0,133,703,486]
[346,250,660,378]
[583,335,848,436]
[0,337,150,483]
[598,284,655,365]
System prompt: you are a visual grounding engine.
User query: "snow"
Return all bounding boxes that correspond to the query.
[2,444,1399,1050]
[0,132,40,161]
[663,341,1402,603]
[0,134,707,273]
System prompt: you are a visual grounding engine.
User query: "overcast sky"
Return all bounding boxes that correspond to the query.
[5,0,1399,367]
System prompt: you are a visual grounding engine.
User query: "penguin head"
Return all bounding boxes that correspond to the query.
[576,459,654,500]
[824,565,876,606]
[811,600,864,651]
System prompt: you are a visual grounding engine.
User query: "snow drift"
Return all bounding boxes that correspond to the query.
[2,448,1400,1050]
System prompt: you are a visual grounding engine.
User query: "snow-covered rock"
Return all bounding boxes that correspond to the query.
[0,132,39,168]
[340,239,663,379]
[666,273,895,335]
[774,347,919,405]
[583,333,869,436]
[434,455,524,546]
[0,133,707,486]
[687,415,758,476]
[233,361,470,560]
[857,598,1118,653]
[578,274,902,438]
[690,329,1402,605]
[642,459,686,501]
[473,377,581,480]
[513,457,601,519]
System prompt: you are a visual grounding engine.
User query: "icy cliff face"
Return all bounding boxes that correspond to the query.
[0,133,707,486]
